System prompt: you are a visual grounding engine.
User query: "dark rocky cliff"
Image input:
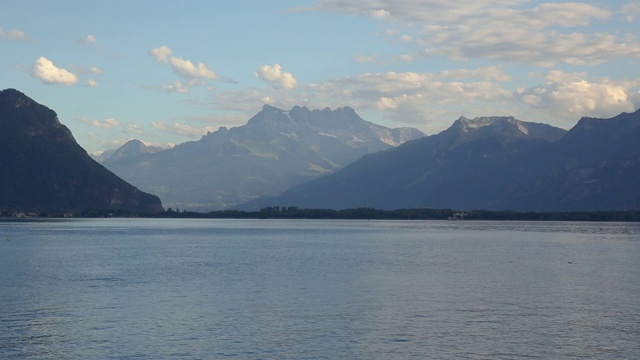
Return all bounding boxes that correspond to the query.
[0,89,163,213]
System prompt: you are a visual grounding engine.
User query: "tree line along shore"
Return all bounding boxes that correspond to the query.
[3,207,640,222]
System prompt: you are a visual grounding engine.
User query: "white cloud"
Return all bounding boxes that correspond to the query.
[168,57,217,79]
[355,54,377,63]
[370,9,391,19]
[150,45,173,63]
[162,81,190,94]
[149,45,218,92]
[377,96,398,110]
[255,64,297,89]
[91,67,102,74]
[517,71,637,119]
[95,118,119,129]
[152,121,217,139]
[81,118,151,138]
[399,34,413,42]
[0,27,27,40]
[80,117,120,129]
[162,80,204,94]
[209,89,289,113]
[621,2,640,22]
[31,57,78,85]
[151,122,167,130]
[363,79,512,115]
[438,65,511,82]
[125,124,146,135]
[78,34,97,45]
[396,54,415,62]
[87,79,98,87]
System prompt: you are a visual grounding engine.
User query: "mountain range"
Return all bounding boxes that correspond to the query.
[245,110,640,211]
[3,87,638,214]
[100,105,424,210]
[0,89,163,214]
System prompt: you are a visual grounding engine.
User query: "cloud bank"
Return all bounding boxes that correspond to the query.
[302,1,640,67]
[517,71,637,119]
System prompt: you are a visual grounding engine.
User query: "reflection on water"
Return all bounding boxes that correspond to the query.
[1,219,639,359]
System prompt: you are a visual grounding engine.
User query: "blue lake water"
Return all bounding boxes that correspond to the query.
[1,219,639,359]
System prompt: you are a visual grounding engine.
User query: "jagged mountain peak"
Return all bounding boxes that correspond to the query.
[450,115,565,142]
[241,104,388,141]
[256,104,359,122]
[455,115,524,132]
[260,103,290,114]
[249,104,298,126]
[103,104,424,210]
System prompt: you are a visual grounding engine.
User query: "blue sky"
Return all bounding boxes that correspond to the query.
[2,0,639,154]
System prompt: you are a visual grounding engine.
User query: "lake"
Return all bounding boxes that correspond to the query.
[1,219,639,359]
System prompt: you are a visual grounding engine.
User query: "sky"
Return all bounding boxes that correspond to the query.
[2,0,639,154]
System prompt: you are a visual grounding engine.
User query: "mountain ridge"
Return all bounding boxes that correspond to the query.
[102,104,425,210]
[242,110,640,211]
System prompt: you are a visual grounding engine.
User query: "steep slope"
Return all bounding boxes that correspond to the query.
[243,116,568,210]
[247,117,565,209]
[504,109,640,210]
[0,89,163,213]
[102,105,424,210]
[249,110,640,211]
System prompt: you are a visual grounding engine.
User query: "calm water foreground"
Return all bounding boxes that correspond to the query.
[1,219,639,359]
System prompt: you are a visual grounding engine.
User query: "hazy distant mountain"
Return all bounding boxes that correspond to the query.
[95,139,165,163]
[102,104,424,210]
[248,109,640,211]
[243,115,569,210]
[0,89,164,213]
[91,148,115,163]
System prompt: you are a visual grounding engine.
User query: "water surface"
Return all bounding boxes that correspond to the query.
[1,219,639,359]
